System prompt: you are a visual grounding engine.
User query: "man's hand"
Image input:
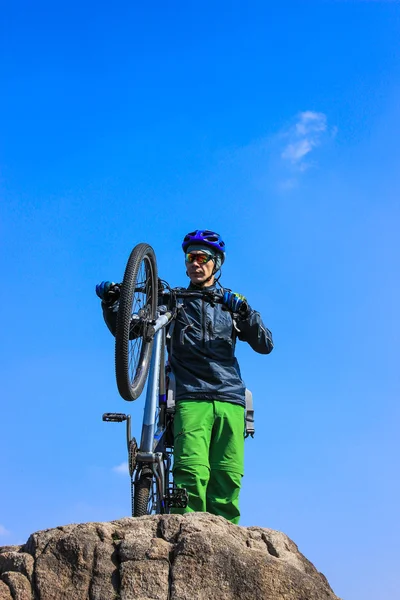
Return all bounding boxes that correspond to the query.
[222,291,249,317]
[95,281,120,304]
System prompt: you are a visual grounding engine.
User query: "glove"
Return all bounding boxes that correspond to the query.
[95,281,120,304]
[222,291,249,317]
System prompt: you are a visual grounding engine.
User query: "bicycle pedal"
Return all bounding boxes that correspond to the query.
[166,486,188,509]
[102,413,128,423]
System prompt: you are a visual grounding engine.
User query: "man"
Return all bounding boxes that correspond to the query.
[96,229,273,524]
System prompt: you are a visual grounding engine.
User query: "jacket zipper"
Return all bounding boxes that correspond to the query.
[202,299,207,346]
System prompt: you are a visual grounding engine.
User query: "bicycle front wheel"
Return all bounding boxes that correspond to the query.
[115,243,158,400]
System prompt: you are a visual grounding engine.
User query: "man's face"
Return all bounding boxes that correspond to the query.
[185,251,215,287]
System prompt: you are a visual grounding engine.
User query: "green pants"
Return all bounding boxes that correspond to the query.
[172,400,245,524]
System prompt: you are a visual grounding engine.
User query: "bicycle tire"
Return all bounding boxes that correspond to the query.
[115,243,158,400]
[133,468,153,517]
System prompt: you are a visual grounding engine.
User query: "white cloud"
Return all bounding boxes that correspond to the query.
[281,138,314,162]
[113,462,129,475]
[295,111,327,136]
[281,111,332,171]
[0,524,10,536]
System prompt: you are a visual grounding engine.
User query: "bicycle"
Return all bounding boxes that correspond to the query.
[102,243,255,517]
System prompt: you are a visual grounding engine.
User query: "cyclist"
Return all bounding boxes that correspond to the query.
[96,229,273,524]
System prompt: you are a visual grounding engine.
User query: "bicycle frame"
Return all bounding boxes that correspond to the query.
[103,307,185,515]
[135,318,169,513]
[139,313,169,453]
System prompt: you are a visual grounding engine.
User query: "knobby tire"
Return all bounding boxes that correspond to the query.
[115,243,158,400]
[133,469,153,517]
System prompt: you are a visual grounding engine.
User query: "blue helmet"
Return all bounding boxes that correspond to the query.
[182,230,226,264]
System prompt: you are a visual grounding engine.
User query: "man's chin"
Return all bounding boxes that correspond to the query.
[190,276,205,285]
[189,275,214,288]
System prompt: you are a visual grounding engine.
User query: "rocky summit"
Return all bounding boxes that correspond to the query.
[0,512,341,600]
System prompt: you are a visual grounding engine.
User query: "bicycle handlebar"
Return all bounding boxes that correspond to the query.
[170,289,249,318]
[165,289,225,305]
[120,282,223,305]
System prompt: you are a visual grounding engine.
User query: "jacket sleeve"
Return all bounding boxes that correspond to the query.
[235,308,273,354]
[101,300,119,336]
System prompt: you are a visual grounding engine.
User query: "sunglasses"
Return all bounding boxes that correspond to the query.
[185,252,215,264]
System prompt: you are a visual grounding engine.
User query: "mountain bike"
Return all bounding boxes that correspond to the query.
[102,243,255,517]
[103,244,220,516]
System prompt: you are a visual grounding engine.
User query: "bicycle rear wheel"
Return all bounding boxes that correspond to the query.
[133,464,164,516]
[115,243,158,400]
[133,466,153,516]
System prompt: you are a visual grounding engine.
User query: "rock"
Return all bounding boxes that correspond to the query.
[0,551,34,582]
[0,547,22,554]
[0,580,12,600]
[1,572,32,600]
[0,513,341,600]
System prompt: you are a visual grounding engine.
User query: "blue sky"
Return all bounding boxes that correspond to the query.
[1,1,399,599]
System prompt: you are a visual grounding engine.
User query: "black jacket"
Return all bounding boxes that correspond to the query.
[101,284,273,407]
[166,285,273,406]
